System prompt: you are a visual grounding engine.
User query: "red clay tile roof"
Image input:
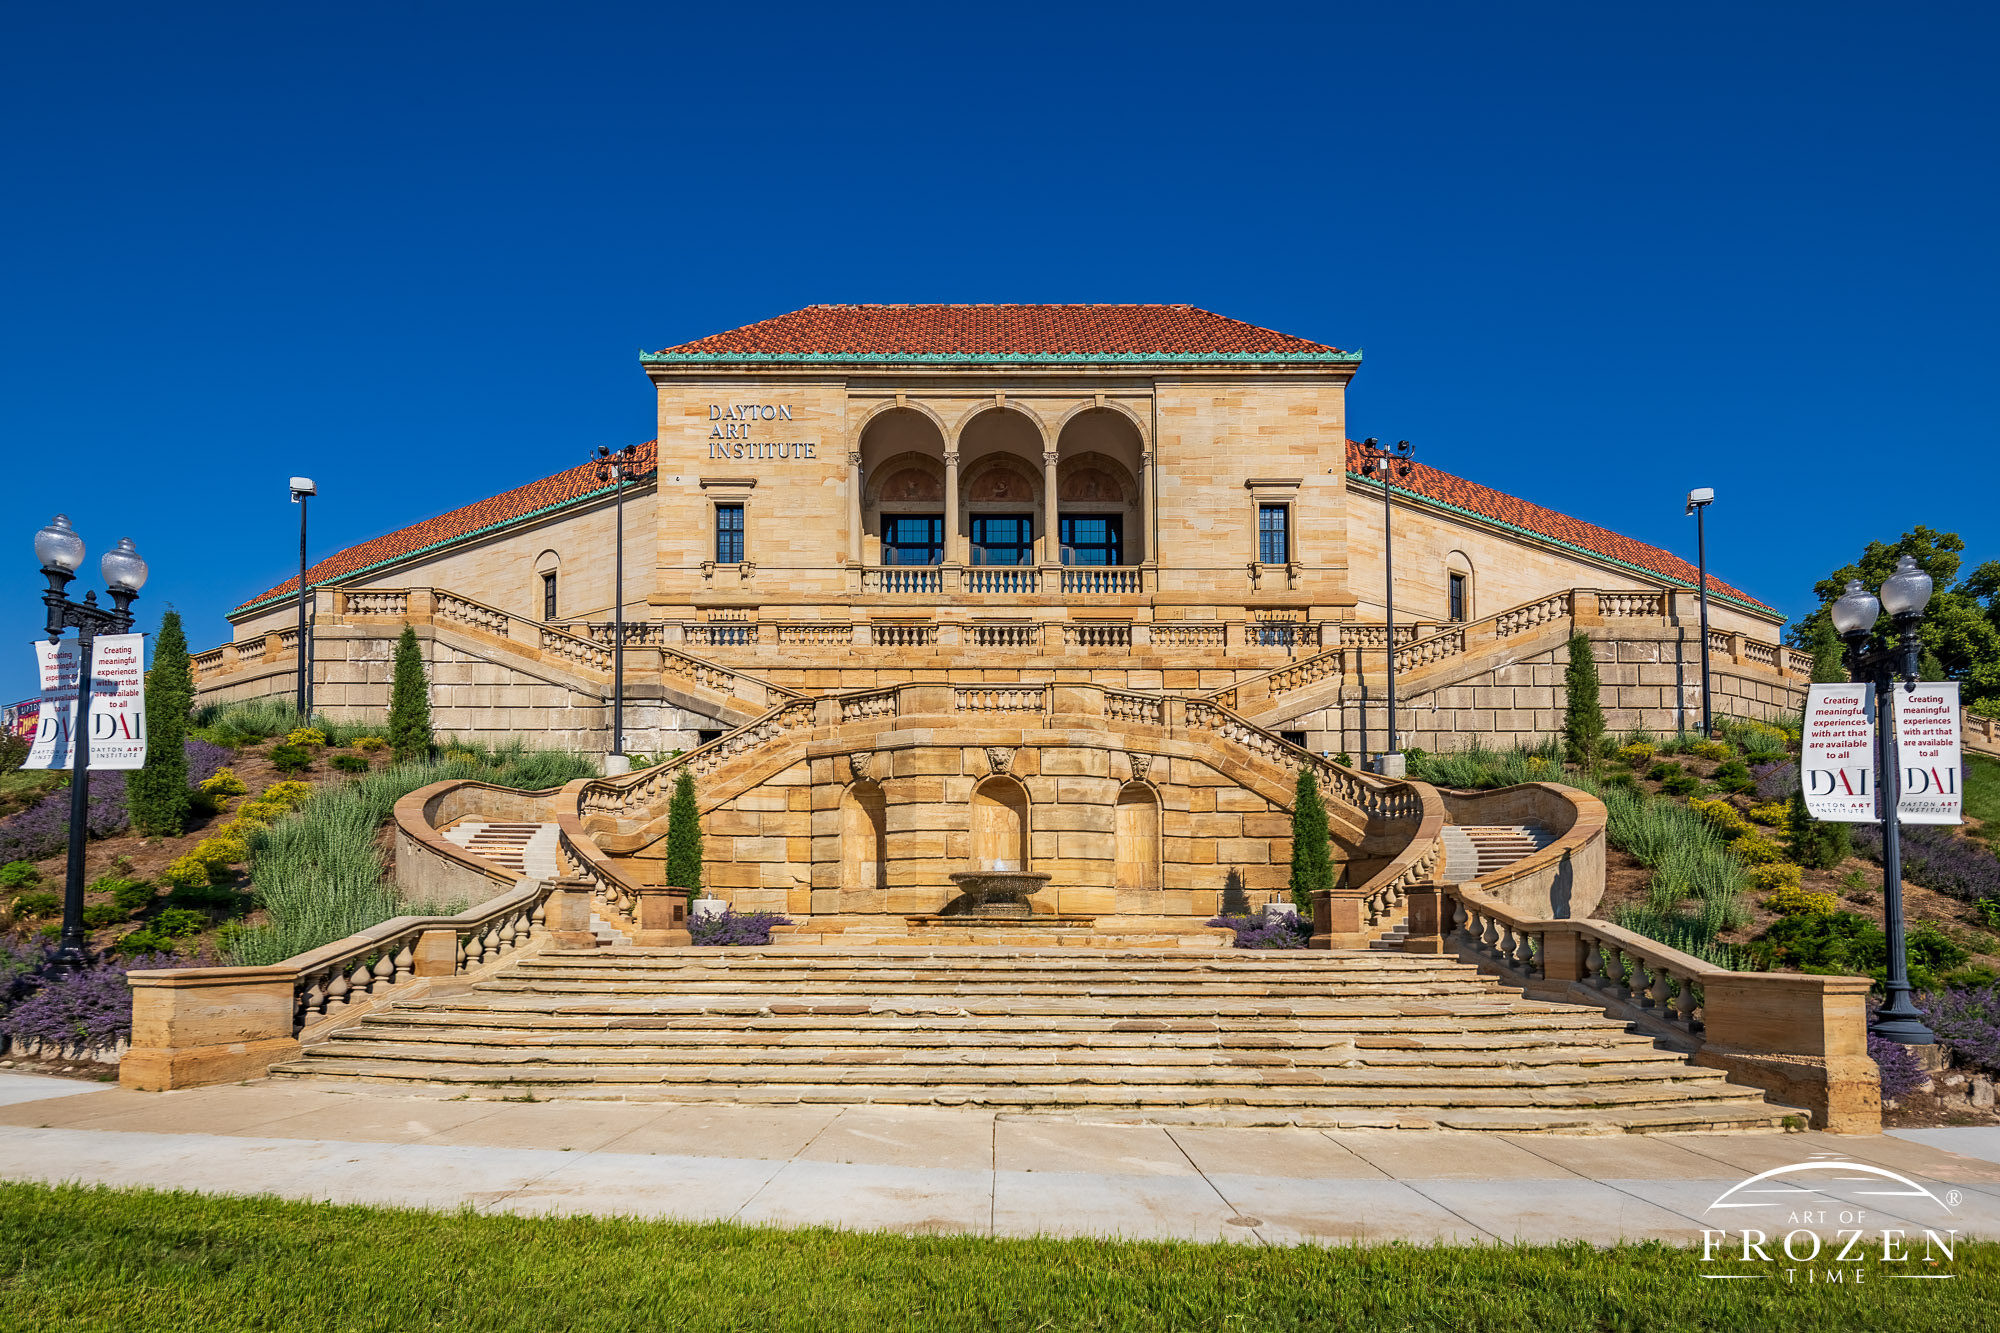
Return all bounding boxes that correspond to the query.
[653,304,1346,358]
[1347,441,1776,615]
[232,443,657,616]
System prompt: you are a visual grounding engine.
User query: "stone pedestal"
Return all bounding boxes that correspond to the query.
[634,886,692,946]
[121,967,302,1091]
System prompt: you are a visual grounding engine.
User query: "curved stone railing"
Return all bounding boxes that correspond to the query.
[1435,883,1877,1132]
[1436,782,1607,921]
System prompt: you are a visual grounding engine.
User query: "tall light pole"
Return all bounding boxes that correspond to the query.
[1831,557,1937,1045]
[291,478,315,717]
[1685,487,1714,736]
[595,445,641,758]
[35,515,147,977]
[1358,438,1415,773]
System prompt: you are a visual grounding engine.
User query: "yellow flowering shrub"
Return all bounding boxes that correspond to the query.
[1616,742,1655,768]
[1733,836,1786,865]
[1748,861,1803,893]
[284,727,328,750]
[260,781,313,809]
[1689,798,1753,839]
[1746,801,1788,826]
[159,857,210,890]
[353,736,388,752]
[1691,740,1731,761]
[199,768,248,798]
[1767,883,1837,916]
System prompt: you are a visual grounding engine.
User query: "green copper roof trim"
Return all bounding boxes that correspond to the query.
[641,349,1362,365]
[230,471,659,617]
[1347,471,1778,618]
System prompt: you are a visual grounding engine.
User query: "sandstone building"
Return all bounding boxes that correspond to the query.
[191,304,1807,927]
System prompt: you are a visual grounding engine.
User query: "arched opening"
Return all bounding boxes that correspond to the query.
[840,781,887,898]
[1114,782,1162,894]
[859,409,948,566]
[959,407,1047,561]
[970,776,1030,871]
[534,550,561,622]
[1445,550,1475,623]
[1055,409,1146,565]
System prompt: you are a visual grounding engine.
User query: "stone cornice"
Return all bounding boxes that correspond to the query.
[642,350,1363,367]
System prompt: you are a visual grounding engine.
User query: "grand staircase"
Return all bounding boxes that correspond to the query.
[269,948,1791,1133]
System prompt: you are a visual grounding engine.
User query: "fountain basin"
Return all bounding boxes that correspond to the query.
[947,869,1053,918]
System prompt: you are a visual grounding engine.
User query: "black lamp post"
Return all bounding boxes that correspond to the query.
[594,445,641,758]
[35,515,147,978]
[290,477,315,717]
[1358,437,1415,770]
[1831,555,1936,1045]
[1685,487,1714,737]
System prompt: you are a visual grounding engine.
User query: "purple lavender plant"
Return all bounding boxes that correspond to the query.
[1206,913,1311,949]
[1752,760,1797,803]
[184,738,232,786]
[0,773,132,864]
[1870,1031,1929,1101]
[1853,824,2000,903]
[1917,985,2000,1073]
[0,949,176,1051]
[687,909,793,946]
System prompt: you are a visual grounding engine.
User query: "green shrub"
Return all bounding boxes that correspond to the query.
[81,902,126,929]
[1647,762,1675,782]
[154,907,208,938]
[1561,633,1604,769]
[1752,912,1972,991]
[1713,760,1758,796]
[199,768,248,798]
[1660,772,1700,797]
[1785,790,1851,870]
[107,878,156,914]
[1288,767,1334,916]
[0,861,40,890]
[665,768,703,894]
[269,744,314,774]
[111,929,173,957]
[128,609,194,837]
[354,736,388,752]
[388,625,434,761]
[330,754,369,774]
[10,890,60,917]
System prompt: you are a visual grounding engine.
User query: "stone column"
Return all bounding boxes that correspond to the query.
[943,450,963,566]
[1138,449,1155,572]
[847,451,866,566]
[1042,450,1061,567]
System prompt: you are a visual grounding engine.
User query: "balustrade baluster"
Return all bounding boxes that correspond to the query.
[372,953,395,992]
[1582,939,1603,988]
[393,944,414,984]
[325,969,351,1011]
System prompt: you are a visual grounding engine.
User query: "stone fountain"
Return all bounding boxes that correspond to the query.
[947,868,1053,919]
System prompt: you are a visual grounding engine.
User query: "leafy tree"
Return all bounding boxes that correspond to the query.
[1562,632,1605,766]
[128,610,194,836]
[1785,789,1850,870]
[1791,526,2000,711]
[665,768,703,895]
[387,625,434,761]
[1287,766,1335,916]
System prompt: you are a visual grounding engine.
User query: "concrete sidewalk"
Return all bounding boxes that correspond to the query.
[3,1073,1997,1245]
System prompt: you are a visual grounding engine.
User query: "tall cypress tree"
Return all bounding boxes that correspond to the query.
[665,768,703,895]
[129,609,192,836]
[1288,766,1335,916]
[1786,789,1851,869]
[388,625,434,761]
[1562,631,1605,769]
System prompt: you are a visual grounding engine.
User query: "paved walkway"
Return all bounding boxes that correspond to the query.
[3,1073,1998,1245]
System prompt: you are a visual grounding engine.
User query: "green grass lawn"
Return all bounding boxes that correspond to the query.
[2,1183,1995,1332]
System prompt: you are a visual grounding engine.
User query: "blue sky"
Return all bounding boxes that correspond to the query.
[3,1,1994,704]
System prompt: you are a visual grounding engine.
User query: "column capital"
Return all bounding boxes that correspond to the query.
[942,451,960,467]
[1042,451,1060,467]
[846,451,863,468]
[1139,451,1154,469]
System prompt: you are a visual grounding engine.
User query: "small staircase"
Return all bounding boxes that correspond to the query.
[269,948,1792,1133]
[443,822,561,881]
[1442,824,1554,884]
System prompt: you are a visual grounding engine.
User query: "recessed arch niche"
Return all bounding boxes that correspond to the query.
[1114,781,1162,894]
[840,781,888,897]
[970,776,1030,872]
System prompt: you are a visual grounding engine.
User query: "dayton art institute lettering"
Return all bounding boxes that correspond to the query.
[707,402,816,460]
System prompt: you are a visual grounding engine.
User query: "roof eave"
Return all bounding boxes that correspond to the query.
[640,350,1362,367]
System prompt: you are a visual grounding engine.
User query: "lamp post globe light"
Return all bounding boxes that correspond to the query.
[290,478,316,717]
[1685,487,1715,737]
[1835,555,1936,1045]
[594,445,641,764]
[34,514,147,977]
[1357,438,1415,774]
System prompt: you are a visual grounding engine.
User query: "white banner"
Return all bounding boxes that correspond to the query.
[1802,683,1877,822]
[23,633,147,771]
[1894,681,1962,825]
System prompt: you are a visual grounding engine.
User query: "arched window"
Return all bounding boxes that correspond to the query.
[1445,551,1475,623]
[535,550,561,621]
[1114,782,1162,895]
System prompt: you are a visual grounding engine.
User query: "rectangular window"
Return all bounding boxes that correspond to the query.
[715,504,745,563]
[971,514,1034,566]
[1449,572,1467,623]
[1059,514,1123,566]
[880,513,943,566]
[1258,505,1289,564]
[542,571,557,621]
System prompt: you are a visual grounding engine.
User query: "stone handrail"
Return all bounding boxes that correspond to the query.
[1965,709,2000,758]
[1431,883,1878,1132]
